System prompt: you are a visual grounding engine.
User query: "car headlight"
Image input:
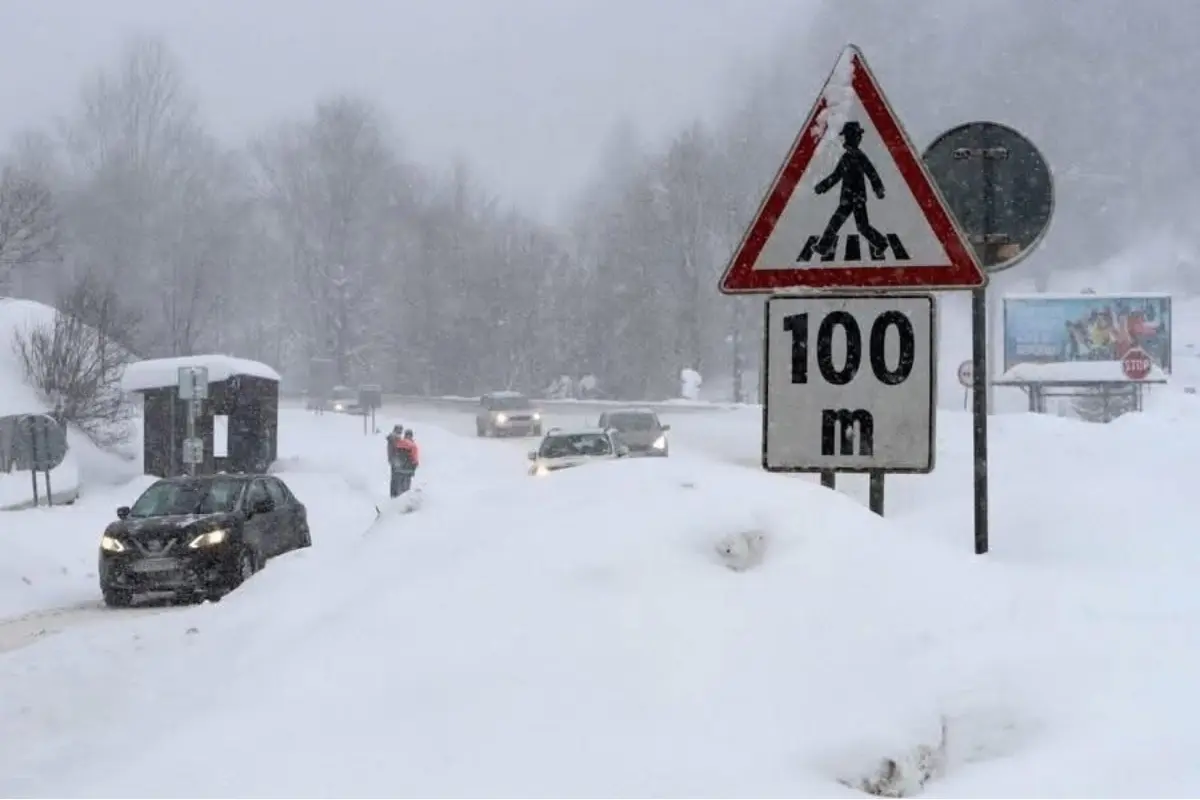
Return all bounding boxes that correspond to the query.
[495,412,509,424]
[188,529,229,549]
[334,403,344,411]
[652,435,667,450]
[533,464,549,477]
[100,534,125,553]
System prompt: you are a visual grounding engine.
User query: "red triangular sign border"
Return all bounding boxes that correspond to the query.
[719,44,986,294]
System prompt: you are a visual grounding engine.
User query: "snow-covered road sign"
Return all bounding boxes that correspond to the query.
[719,44,984,293]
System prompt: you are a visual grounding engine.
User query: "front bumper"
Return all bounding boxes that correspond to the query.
[491,418,541,436]
[99,544,238,594]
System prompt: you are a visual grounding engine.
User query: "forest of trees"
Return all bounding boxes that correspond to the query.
[4,0,1200,403]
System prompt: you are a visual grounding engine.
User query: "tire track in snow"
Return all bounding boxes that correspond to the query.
[0,599,183,655]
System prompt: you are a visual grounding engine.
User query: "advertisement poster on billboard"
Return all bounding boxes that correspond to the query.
[1002,293,1172,373]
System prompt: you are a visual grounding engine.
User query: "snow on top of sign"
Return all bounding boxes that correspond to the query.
[812,46,855,146]
[997,360,1168,384]
[120,354,281,392]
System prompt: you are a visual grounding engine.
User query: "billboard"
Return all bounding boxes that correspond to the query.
[1002,293,1172,373]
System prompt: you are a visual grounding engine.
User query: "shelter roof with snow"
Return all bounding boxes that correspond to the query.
[120,354,281,394]
[995,360,1168,385]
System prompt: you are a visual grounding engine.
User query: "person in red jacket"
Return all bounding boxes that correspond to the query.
[387,428,420,497]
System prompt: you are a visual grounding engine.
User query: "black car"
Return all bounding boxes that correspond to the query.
[98,473,312,607]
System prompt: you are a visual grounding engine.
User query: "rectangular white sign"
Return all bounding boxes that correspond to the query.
[763,293,936,473]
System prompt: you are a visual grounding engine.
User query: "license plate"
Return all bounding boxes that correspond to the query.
[132,557,179,573]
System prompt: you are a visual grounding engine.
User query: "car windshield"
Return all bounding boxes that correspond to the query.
[607,412,659,431]
[128,479,245,518]
[488,395,531,410]
[332,386,355,400]
[540,433,612,459]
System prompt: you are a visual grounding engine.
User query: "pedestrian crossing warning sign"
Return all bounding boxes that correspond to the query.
[718,44,986,294]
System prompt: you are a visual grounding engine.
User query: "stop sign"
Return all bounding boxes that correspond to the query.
[1121,347,1153,381]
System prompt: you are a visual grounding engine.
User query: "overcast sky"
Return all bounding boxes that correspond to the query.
[0,0,812,220]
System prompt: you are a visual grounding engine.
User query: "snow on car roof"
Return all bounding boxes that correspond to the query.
[121,354,281,393]
[484,390,526,398]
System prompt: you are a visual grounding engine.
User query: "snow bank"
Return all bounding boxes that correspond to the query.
[0,298,140,510]
[8,402,1200,794]
[0,454,1017,796]
[0,477,156,616]
[120,353,281,392]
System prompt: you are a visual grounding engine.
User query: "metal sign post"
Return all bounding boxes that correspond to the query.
[923,121,1055,555]
[16,413,66,507]
[359,384,383,435]
[177,366,209,477]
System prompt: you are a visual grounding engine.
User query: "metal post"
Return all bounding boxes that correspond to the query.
[868,470,885,516]
[972,126,997,556]
[820,470,836,490]
[43,422,52,506]
[186,398,197,477]
[28,422,39,507]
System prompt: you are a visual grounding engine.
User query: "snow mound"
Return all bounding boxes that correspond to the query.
[0,455,1021,796]
[0,298,139,510]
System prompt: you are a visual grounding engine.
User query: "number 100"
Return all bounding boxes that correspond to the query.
[782,311,916,386]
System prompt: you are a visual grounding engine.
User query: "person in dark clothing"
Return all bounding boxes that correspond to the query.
[387,427,420,497]
[813,120,889,259]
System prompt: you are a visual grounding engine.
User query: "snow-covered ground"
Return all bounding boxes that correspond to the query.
[2,387,1200,795]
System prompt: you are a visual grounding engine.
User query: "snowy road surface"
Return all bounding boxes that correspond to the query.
[4,392,1200,795]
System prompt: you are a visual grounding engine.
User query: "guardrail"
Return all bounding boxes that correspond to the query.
[282,393,756,415]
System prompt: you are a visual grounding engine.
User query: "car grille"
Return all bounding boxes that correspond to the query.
[132,535,182,557]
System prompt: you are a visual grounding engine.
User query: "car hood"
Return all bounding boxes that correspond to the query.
[109,512,238,538]
[615,429,663,446]
[538,456,592,471]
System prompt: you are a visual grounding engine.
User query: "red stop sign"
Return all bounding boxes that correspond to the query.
[1121,348,1153,381]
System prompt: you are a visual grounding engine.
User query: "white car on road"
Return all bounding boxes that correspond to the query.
[528,427,629,476]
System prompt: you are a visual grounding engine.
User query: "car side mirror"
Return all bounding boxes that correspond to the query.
[527,451,538,461]
[116,506,131,520]
[661,424,671,432]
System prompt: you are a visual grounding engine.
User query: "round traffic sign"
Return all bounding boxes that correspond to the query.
[1121,348,1153,381]
[922,121,1055,273]
[957,359,973,388]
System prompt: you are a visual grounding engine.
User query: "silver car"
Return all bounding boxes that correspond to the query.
[597,409,670,456]
[476,391,543,438]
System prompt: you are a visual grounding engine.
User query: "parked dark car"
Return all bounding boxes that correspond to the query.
[597,408,671,456]
[98,473,312,607]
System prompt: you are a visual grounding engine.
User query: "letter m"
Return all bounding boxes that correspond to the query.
[821,408,874,457]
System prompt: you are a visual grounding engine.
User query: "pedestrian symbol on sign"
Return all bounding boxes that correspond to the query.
[812,121,889,258]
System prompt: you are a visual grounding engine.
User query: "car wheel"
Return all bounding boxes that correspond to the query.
[102,587,133,608]
[233,547,256,589]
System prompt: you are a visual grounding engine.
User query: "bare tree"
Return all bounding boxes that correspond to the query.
[0,167,60,292]
[251,95,411,384]
[60,34,230,357]
[13,272,139,447]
